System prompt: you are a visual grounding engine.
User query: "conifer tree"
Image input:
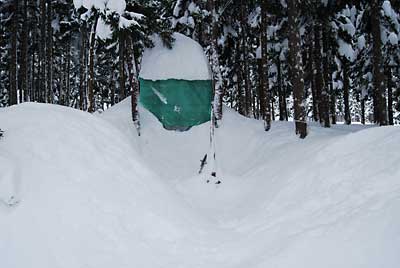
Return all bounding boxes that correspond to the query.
[287,0,307,138]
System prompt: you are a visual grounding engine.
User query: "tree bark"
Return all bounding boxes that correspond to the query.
[343,61,351,125]
[66,35,71,106]
[20,0,28,103]
[371,0,388,125]
[30,0,38,102]
[9,0,18,105]
[119,34,126,100]
[361,97,366,125]
[87,14,99,113]
[387,67,394,125]
[79,22,86,110]
[241,0,250,116]
[271,98,275,121]
[46,0,53,103]
[39,0,46,102]
[236,41,245,115]
[126,36,141,135]
[320,20,331,127]
[260,0,271,130]
[329,71,336,124]
[288,0,307,138]
[210,0,224,121]
[307,32,318,122]
[111,70,115,106]
[313,23,324,124]
[277,59,287,121]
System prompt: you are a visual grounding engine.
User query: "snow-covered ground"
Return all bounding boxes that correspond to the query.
[1,99,400,268]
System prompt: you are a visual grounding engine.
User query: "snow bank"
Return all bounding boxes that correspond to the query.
[0,103,213,268]
[139,33,212,81]
[1,99,400,268]
[103,99,400,268]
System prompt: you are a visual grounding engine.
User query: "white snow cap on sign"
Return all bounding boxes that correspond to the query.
[140,33,212,81]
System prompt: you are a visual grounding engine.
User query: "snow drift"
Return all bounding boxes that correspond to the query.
[0,103,214,268]
[1,100,400,268]
[139,33,212,81]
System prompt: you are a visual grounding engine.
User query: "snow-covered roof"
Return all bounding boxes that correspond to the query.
[139,33,211,81]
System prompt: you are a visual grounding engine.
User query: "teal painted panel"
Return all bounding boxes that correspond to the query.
[139,78,212,130]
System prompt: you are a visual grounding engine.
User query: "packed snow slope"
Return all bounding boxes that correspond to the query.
[1,99,400,268]
[0,103,217,268]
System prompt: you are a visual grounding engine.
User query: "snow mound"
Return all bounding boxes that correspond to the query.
[0,103,215,268]
[103,99,400,268]
[1,100,400,268]
[139,33,212,81]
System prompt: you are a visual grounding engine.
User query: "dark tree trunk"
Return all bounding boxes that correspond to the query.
[241,1,250,116]
[30,0,37,102]
[371,0,388,125]
[79,22,86,110]
[372,86,378,123]
[252,89,257,118]
[343,61,351,125]
[313,23,324,124]
[60,50,65,106]
[258,59,265,120]
[308,35,318,122]
[361,97,366,125]
[66,35,71,106]
[9,0,18,105]
[126,36,141,135]
[329,71,336,124]
[39,0,46,102]
[210,0,223,121]
[283,87,288,121]
[277,59,287,121]
[288,0,307,138]
[46,0,53,103]
[111,71,115,106]
[236,41,245,116]
[30,35,36,102]
[60,41,69,106]
[119,34,126,100]
[320,21,331,127]
[271,97,275,121]
[387,67,394,125]
[260,0,271,130]
[20,0,28,103]
[87,14,99,113]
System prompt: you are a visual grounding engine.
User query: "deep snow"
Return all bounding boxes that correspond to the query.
[139,33,212,81]
[1,99,400,268]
